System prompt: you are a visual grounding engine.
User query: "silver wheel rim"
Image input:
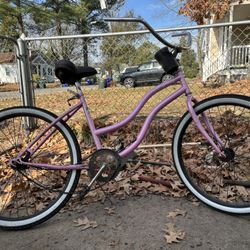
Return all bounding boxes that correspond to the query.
[124,78,134,87]
[162,74,172,83]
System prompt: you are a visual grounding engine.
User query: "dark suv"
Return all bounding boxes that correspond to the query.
[120,60,172,87]
[119,66,138,83]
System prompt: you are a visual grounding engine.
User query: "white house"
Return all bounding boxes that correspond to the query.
[31,54,55,83]
[202,0,250,83]
[0,52,18,84]
[0,52,54,84]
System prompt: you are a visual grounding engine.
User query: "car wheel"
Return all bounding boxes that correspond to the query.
[123,77,135,88]
[161,74,173,83]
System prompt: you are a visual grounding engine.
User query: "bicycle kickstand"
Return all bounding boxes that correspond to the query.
[78,163,108,200]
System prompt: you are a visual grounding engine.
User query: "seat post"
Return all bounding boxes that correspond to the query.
[75,81,84,96]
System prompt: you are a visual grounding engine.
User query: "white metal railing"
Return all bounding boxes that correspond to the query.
[203,44,250,81]
[202,53,228,82]
[230,45,250,67]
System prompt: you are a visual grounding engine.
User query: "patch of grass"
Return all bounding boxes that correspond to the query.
[1,80,249,121]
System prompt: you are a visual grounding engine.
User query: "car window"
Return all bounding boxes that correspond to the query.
[152,61,161,68]
[138,63,151,71]
[121,67,137,73]
[125,67,137,73]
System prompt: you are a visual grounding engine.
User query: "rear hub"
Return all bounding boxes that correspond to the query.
[221,148,235,162]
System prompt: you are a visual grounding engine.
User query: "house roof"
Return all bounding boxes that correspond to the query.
[0,51,53,66]
[0,52,16,64]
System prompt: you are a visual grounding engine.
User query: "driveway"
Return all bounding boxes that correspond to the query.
[0,86,97,100]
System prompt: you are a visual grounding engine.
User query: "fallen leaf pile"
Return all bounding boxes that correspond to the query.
[197,79,250,99]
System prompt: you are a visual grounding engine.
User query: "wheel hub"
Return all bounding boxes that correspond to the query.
[221,148,235,162]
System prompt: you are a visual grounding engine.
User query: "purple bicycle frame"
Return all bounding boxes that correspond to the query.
[16,70,224,170]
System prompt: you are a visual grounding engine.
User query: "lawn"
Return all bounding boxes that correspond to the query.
[1,79,249,121]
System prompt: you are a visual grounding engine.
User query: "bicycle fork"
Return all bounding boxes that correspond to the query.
[186,95,225,158]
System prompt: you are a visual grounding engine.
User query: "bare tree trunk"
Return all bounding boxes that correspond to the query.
[16,0,25,34]
[83,39,88,66]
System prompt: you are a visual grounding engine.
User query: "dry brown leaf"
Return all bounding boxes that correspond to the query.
[236,186,249,197]
[130,173,140,181]
[104,207,116,215]
[163,223,186,244]
[137,181,152,189]
[150,184,168,193]
[149,166,162,176]
[122,183,131,194]
[73,217,98,230]
[170,180,184,190]
[167,209,187,218]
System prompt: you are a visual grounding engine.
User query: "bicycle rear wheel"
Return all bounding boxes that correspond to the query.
[0,107,81,229]
[173,94,250,214]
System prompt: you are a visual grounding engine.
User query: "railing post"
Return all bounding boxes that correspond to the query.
[17,34,35,107]
[226,4,234,82]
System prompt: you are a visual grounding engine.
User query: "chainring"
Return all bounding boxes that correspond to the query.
[88,149,121,183]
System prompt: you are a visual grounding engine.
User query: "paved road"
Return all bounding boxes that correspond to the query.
[0,87,72,100]
[0,86,97,100]
[0,195,249,250]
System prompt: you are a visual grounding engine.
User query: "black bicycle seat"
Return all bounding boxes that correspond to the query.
[55,60,97,85]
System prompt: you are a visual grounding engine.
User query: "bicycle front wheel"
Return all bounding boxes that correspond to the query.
[0,107,81,229]
[173,94,250,214]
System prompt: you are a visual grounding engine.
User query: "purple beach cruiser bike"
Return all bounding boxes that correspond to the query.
[0,18,249,230]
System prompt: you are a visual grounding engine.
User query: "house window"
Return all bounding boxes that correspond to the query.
[42,67,47,77]
[5,67,10,76]
[48,68,52,76]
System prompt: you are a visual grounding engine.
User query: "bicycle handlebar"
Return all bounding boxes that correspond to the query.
[103,17,191,51]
